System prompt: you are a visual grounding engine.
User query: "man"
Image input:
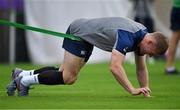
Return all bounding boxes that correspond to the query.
[7,17,168,97]
[165,0,180,74]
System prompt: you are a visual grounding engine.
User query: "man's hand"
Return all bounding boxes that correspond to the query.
[130,87,151,97]
[143,87,151,97]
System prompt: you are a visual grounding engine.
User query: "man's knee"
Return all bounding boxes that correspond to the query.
[63,72,78,85]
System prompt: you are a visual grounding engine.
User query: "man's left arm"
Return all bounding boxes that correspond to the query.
[135,54,151,97]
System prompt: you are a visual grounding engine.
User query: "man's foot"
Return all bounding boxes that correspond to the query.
[6,80,17,96]
[15,76,29,96]
[6,68,23,96]
[165,69,180,74]
[11,68,23,80]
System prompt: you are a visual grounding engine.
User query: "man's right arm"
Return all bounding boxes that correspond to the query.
[111,49,149,95]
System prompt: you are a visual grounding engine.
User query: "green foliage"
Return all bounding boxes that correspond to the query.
[0,61,180,109]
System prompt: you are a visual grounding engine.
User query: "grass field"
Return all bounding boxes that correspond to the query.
[0,60,180,109]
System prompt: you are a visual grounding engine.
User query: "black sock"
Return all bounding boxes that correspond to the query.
[38,70,64,85]
[34,66,59,74]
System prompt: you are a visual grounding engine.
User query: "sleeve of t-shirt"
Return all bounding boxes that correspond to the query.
[113,30,132,55]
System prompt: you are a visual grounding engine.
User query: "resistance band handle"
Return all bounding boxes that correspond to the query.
[0,20,81,41]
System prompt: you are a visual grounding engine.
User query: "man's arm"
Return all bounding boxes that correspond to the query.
[111,49,149,95]
[135,54,151,96]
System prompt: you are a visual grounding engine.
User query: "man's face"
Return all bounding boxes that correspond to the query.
[139,42,157,57]
[147,49,157,57]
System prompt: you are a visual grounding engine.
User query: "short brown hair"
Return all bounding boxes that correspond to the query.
[152,32,168,55]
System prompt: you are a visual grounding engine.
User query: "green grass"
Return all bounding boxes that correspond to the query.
[0,60,180,109]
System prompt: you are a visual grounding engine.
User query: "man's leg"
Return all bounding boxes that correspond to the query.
[166,31,180,74]
[7,66,59,96]
[14,50,86,96]
[36,50,86,85]
[12,66,59,79]
[62,51,86,84]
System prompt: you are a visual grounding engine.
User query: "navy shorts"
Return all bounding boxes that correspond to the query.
[62,27,93,62]
[170,7,180,31]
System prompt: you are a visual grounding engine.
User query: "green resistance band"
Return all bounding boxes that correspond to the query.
[0,20,81,41]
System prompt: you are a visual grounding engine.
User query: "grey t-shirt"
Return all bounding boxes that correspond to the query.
[69,17,147,53]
